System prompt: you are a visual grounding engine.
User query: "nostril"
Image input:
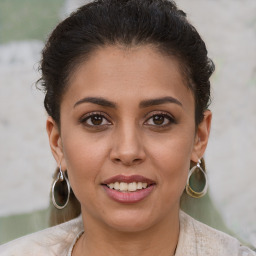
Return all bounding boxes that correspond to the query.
[109,138,146,165]
[112,156,143,166]
[133,158,142,163]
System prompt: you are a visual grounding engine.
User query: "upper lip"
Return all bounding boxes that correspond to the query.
[102,175,156,185]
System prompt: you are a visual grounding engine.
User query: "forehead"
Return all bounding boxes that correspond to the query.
[63,45,194,109]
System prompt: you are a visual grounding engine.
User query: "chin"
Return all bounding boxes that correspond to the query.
[108,220,153,233]
[102,209,158,233]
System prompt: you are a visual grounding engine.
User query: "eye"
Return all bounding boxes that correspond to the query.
[144,112,176,127]
[80,113,111,127]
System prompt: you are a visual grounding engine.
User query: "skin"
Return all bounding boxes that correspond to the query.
[47,45,211,256]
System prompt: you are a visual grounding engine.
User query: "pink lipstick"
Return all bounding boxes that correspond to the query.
[102,175,156,203]
[102,175,155,185]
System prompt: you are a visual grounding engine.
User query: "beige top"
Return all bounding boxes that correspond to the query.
[0,211,255,256]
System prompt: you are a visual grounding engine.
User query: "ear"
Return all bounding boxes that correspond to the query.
[46,116,66,169]
[191,110,212,162]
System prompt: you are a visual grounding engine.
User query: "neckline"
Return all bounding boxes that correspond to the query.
[67,230,177,256]
[66,211,185,256]
[67,231,84,256]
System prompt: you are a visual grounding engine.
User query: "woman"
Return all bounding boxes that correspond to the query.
[0,0,255,255]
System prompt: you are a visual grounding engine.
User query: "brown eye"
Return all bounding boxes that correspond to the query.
[152,115,165,125]
[145,113,175,127]
[81,113,111,127]
[90,115,104,125]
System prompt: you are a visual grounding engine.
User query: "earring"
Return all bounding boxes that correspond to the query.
[51,164,70,209]
[185,159,208,198]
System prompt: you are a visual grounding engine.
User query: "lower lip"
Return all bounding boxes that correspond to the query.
[103,185,155,204]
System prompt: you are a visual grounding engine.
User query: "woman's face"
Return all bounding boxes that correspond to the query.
[47,45,211,232]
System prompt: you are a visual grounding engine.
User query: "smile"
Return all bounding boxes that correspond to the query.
[107,182,148,192]
[102,175,156,203]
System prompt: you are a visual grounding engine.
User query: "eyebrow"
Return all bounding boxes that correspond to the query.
[139,96,182,108]
[73,96,182,109]
[74,97,116,108]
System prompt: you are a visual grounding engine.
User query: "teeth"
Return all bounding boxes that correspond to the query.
[128,182,137,192]
[109,183,114,189]
[107,182,149,192]
[119,182,128,191]
[142,183,147,189]
[114,182,119,190]
[137,182,142,189]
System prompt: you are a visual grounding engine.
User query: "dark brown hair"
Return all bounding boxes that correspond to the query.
[38,0,214,225]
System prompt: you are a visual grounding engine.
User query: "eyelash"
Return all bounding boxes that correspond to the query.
[79,112,112,128]
[144,111,176,128]
[79,111,176,129]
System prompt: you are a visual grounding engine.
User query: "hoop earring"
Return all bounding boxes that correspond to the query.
[51,164,70,209]
[185,159,208,198]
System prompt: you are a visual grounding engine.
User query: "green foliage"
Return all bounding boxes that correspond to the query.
[0,208,49,244]
[0,0,64,43]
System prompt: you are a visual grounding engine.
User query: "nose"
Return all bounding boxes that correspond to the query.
[110,124,146,166]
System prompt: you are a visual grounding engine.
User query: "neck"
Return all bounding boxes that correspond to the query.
[74,209,180,256]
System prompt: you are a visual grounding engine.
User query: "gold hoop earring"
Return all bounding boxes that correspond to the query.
[51,164,70,209]
[186,159,208,198]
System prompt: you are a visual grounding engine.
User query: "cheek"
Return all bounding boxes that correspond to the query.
[150,146,191,211]
[147,129,195,190]
[60,130,110,197]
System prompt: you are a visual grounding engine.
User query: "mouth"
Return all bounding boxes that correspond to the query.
[105,181,151,192]
[101,175,156,203]
[102,174,156,191]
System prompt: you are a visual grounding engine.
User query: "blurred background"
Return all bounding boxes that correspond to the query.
[0,0,255,248]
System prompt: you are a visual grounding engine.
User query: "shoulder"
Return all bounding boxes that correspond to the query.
[239,246,256,256]
[176,211,256,256]
[0,215,83,256]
